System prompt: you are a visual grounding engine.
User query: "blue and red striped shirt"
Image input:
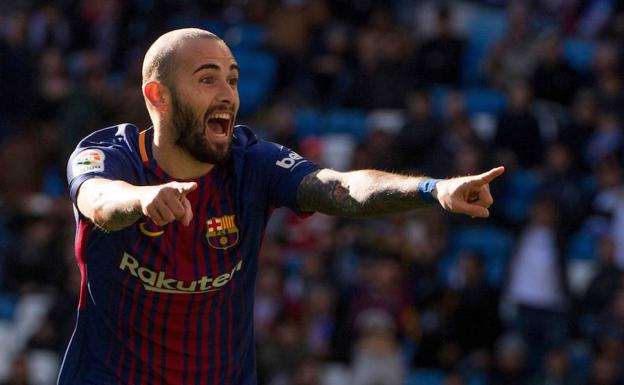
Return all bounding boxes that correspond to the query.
[60,124,318,385]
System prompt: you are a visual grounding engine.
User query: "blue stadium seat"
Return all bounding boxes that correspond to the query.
[295,109,323,138]
[567,230,597,261]
[563,38,596,73]
[465,88,506,116]
[499,169,542,223]
[468,374,489,385]
[224,24,267,49]
[430,87,506,120]
[324,109,366,139]
[441,226,514,287]
[406,368,444,385]
[232,49,277,116]
[0,294,16,321]
[431,86,450,120]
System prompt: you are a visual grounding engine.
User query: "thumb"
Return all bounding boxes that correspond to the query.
[180,196,193,226]
[173,181,198,196]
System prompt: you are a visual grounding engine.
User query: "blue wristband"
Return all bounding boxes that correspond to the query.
[417,178,440,204]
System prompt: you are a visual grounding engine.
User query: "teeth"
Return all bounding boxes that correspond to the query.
[208,112,232,120]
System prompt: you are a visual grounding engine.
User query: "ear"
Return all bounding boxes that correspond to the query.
[143,81,168,112]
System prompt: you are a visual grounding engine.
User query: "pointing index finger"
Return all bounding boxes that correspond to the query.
[477,166,505,184]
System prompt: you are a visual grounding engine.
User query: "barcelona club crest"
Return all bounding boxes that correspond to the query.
[206,215,239,249]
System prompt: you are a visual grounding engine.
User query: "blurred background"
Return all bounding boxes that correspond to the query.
[1,0,624,384]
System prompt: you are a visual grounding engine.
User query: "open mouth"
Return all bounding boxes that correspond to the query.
[205,111,233,137]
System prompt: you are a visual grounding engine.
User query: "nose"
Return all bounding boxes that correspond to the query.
[216,79,236,106]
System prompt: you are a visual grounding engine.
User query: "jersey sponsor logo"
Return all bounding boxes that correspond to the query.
[72,149,105,176]
[275,150,306,170]
[119,252,243,294]
[138,221,164,237]
[206,215,239,249]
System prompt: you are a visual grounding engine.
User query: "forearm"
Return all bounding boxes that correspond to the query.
[296,169,438,217]
[77,179,144,231]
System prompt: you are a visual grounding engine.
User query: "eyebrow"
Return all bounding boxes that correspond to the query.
[192,63,240,74]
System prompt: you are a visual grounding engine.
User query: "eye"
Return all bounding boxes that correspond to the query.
[200,76,215,84]
[228,77,239,87]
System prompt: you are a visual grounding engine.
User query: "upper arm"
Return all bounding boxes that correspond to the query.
[75,177,113,220]
[247,139,319,214]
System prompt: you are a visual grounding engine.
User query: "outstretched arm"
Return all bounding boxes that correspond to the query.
[76,178,197,231]
[296,166,504,218]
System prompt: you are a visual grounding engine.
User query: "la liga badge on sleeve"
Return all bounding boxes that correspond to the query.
[73,149,105,176]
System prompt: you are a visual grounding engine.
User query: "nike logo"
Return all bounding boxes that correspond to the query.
[139,222,164,237]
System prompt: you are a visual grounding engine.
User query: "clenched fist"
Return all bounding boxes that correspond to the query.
[139,181,197,226]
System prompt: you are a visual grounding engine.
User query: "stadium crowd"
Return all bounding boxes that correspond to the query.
[1,0,624,384]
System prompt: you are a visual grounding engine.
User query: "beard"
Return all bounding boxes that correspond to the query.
[169,88,232,164]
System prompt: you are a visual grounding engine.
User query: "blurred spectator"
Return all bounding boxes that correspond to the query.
[587,354,621,385]
[584,110,623,168]
[581,237,623,318]
[557,89,598,172]
[255,265,286,342]
[257,315,309,384]
[345,19,412,109]
[361,129,402,171]
[494,81,543,168]
[351,308,406,385]
[268,0,329,91]
[486,2,541,88]
[413,6,465,87]
[531,33,580,106]
[292,357,322,385]
[396,90,441,172]
[443,372,466,385]
[489,333,529,385]
[504,198,571,368]
[302,22,353,107]
[427,92,483,177]
[2,196,67,293]
[26,5,70,53]
[0,354,32,385]
[349,257,409,332]
[59,52,118,155]
[33,48,71,122]
[262,103,299,151]
[0,11,36,123]
[540,142,587,235]
[527,348,583,385]
[591,287,624,347]
[449,252,502,359]
[302,283,336,358]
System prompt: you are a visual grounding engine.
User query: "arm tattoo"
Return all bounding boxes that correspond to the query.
[296,169,434,217]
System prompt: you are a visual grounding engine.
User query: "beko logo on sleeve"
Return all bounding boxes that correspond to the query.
[275,150,306,170]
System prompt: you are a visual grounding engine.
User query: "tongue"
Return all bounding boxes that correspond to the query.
[206,120,225,135]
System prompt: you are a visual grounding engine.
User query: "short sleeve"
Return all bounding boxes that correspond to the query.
[67,125,142,204]
[248,140,319,215]
[67,147,133,204]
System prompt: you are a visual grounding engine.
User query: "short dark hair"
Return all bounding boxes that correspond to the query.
[142,28,223,87]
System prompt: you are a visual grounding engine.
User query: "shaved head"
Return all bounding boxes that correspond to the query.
[142,28,223,87]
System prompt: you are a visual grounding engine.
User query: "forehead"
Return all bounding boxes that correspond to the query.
[176,38,236,69]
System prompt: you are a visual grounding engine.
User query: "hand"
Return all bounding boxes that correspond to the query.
[139,181,197,226]
[434,166,505,218]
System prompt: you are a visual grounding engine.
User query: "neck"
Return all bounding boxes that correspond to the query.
[152,124,214,180]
